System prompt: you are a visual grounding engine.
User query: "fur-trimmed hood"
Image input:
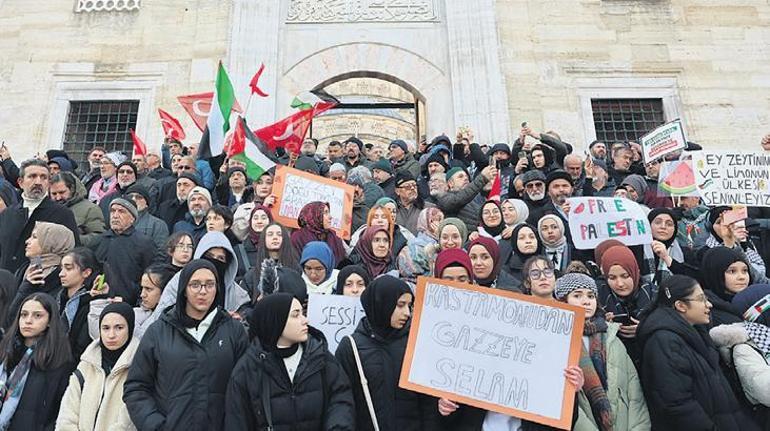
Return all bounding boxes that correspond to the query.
[709,323,750,348]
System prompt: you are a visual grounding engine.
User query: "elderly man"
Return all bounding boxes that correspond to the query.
[0,159,80,272]
[328,163,347,183]
[394,172,422,235]
[519,170,549,214]
[88,151,125,204]
[588,140,607,160]
[157,172,201,231]
[417,152,448,201]
[50,172,105,249]
[126,184,169,250]
[145,152,171,180]
[98,161,140,220]
[389,139,420,178]
[93,198,157,306]
[173,186,212,242]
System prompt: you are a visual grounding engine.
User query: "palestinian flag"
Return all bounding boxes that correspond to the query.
[199,62,236,159]
[228,117,277,180]
[291,88,340,111]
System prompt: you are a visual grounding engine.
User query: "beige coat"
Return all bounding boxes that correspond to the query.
[55,338,139,431]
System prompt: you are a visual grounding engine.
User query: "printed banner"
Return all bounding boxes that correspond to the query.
[566,197,653,249]
[691,151,770,207]
[639,119,687,162]
[271,165,355,239]
[307,294,365,353]
[399,277,584,430]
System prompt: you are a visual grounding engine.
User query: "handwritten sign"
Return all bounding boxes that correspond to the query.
[271,165,355,239]
[399,277,584,430]
[658,160,698,197]
[307,294,365,353]
[691,151,770,207]
[567,197,653,249]
[640,119,687,162]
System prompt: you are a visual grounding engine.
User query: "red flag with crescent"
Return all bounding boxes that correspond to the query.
[177,92,243,132]
[488,172,501,202]
[158,109,186,141]
[253,102,337,154]
[130,129,147,156]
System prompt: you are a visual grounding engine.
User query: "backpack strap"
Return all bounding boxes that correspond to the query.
[73,369,84,389]
[348,335,379,431]
[261,372,273,431]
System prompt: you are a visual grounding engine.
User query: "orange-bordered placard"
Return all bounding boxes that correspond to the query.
[399,277,586,430]
[271,165,355,240]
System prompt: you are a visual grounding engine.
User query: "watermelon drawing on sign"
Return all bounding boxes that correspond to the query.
[660,161,697,195]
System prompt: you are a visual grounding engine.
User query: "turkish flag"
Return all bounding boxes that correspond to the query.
[158,109,186,141]
[130,129,147,156]
[177,92,243,132]
[488,173,501,202]
[254,109,314,154]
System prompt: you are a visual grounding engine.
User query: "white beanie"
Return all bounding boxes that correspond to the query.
[188,186,212,206]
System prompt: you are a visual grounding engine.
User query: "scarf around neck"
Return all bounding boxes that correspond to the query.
[0,345,34,428]
[580,316,613,431]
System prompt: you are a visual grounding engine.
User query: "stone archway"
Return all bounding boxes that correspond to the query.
[277,42,453,142]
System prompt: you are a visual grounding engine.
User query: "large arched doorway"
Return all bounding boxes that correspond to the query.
[309,72,426,154]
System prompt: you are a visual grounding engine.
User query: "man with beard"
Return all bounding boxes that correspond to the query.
[81,146,106,192]
[528,170,574,234]
[487,143,514,198]
[49,172,105,248]
[588,140,607,161]
[343,137,371,171]
[94,198,158,306]
[0,159,80,272]
[519,170,549,215]
[325,140,344,164]
[88,152,125,204]
[173,186,212,243]
[300,138,330,177]
[417,152,448,201]
[131,153,158,190]
[347,174,371,232]
[394,172,422,235]
[157,172,201,231]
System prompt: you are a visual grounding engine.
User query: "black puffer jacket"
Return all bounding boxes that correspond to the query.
[123,307,249,431]
[225,327,355,430]
[6,362,71,431]
[335,318,441,431]
[93,226,158,306]
[637,307,760,431]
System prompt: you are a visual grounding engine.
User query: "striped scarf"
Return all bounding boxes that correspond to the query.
[580,317,614,431]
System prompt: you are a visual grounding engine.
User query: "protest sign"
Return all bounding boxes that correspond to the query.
[691,151,770,207]
[566,197,653,249]
[658,160,699,197]
[307,294,365,353]
[639,119,687,162]
[722,206,748,226]
[399,277,584,430]
[271,165,355,239]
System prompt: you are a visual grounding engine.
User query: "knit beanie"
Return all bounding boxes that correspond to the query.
[554,273,598,301]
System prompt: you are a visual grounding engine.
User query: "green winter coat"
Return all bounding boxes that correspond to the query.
[574,322,651,431]
[62,172,105,249]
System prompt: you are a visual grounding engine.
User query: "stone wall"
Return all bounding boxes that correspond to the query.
[495,0,770,150]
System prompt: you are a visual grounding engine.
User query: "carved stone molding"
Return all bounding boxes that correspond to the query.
[75,0,140,13]
[286,0,439,23]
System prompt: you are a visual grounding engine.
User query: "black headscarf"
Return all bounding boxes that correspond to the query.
[648,207,679,248]
[334,265,371,295]
[249,293,295,356]
[479,200,505,237]
[99,301,135,374]
[706,206,731,240]
[701,246,753,301]
[511,223,542,258]
[360,275,412,339]
[175,259,224,328]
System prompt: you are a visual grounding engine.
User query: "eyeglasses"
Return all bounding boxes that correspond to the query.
[525,182,544,190]
[398,183,417,190]
[177,166,193,171]
[652,219,675,228]
[681,294,708,305]
[175,244,194,251]
[528,269,555,279]
[187,281,216,292]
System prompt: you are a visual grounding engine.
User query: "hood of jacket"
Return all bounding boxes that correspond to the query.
[637,306,720,368]
[61,171,88,207]
[80,336,140,374]
[194,231,238,289]
[709,323,750,349]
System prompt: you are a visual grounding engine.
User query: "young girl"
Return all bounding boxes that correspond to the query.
[555,273,650,430]
[300,241,339,295]
[637,275,760,430]
[165,231,194,273]
[334,265,370,297]
[57,302,139,430]
[350,226,397,280]
[537,214,572,274]
[499,224,543,287]
[0,293,72,430]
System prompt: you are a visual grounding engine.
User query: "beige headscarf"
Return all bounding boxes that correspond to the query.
[32,221,75,277]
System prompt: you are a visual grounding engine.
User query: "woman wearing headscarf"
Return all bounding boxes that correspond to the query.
[618,174,648,207]
[0,293,72,430]
[8,222,75,327]
[637,275,760,430]
[466,236,516,290]
[350,226,397,280]
[699,246,755,327]
[241,204,273,270]
[537,213,572,274]
[336,276,441,431]
[350,205,413,259]
[555,273,650,431]
[124,259,248,431]
[703,206,767,277]
[398,215,462,284]
[291,201,347,266]
[334,265,370,297]
[710,284,770,424]
[499,223,543,286]
[225,293,355,430]
[643,208,699,285]
[599,244,656,367]
[398,208,444,282]
[299,241,339,295]
[56,302,138,430]
[475,200,505,241]
[500,198,529,240]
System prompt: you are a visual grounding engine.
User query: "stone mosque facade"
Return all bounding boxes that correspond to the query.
[1,0,769,162]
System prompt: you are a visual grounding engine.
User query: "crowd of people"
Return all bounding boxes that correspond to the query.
[0,127,767,431]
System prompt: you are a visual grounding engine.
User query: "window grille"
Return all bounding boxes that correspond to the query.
[591,98,665,142]
[62,100,139,168]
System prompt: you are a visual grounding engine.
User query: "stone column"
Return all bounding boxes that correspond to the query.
[445,0,512,144]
